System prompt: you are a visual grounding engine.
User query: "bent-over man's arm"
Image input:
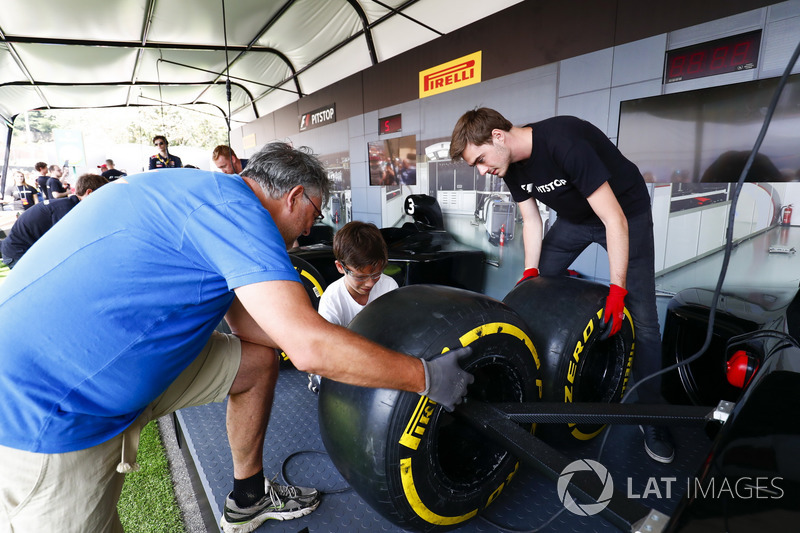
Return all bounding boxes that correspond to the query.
[586,182,628,289]
[232,280,426,393]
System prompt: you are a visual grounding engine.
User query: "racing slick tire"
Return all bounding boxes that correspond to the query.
[503,276,635,446]
[318,284,542,532]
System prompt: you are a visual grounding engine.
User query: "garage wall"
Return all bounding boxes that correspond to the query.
[233,0,800,294]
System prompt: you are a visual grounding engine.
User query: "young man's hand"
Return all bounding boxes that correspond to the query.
[420,347,474,411]
[599,284,627,340]
[516,267,539,285]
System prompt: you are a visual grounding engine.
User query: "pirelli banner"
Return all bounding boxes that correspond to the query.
[419,51,482,99]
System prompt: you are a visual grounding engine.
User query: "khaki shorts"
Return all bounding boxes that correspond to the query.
[0,331,241,533]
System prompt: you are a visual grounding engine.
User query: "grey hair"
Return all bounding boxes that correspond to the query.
[241,142,330,205]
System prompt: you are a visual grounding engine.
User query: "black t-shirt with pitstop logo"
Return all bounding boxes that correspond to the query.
[504,116,650,224]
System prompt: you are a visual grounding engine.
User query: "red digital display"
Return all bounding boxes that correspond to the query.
[665,30,761,84]
[379,114,402,135]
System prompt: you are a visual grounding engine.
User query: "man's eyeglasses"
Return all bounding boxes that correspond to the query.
[303,191,324,222]
[154,141,165,146]
[342,264,383,283]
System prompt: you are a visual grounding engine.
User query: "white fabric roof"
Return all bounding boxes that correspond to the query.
[0,0,522,127]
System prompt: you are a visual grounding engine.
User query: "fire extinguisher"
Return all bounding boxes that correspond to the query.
[781,204,793,226]
[499,223,505,246]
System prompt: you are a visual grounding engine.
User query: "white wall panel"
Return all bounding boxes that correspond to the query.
[558,89,611,135]
[733,192,757,240]
[559,48,614,97]
[698,205,728,254]
[652,185,672,272]
[664,211,701,269]
[611,35,668,87]
[760,15,800,77]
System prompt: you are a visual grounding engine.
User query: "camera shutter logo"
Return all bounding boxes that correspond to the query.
[557,459,614,516]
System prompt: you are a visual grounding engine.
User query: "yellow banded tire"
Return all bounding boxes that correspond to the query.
[502,276,635,446]
[318,285,542,532]
[279,255,327,367]
[216,255,327,367]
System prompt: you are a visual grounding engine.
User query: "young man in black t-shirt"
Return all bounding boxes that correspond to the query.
[450,108,673,464]
[34,161,49,200]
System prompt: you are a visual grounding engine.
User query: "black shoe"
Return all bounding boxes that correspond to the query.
[639,425,674,464]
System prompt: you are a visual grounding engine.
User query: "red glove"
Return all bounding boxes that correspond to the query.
[600,284,627,339]
[517,268,539,285]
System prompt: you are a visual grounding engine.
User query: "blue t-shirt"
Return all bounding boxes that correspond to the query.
[0,169,300,453]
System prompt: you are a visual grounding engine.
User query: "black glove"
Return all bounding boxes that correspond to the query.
[420,346,474,411]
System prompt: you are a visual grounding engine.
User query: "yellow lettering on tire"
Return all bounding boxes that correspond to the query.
[297,268,324,298]
[458,322,540,369]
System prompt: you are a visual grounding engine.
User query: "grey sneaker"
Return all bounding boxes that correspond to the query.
[308,373,321,394]
[220,477,320,533]
[640,425,675,464]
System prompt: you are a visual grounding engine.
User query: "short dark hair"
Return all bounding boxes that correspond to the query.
[449,107,513,161]
[152,135,168,146]
[212,145,237,160]
[75,173,109,196]
[241,142,330,205]
[34,162,48,171]
[333,221,388,270]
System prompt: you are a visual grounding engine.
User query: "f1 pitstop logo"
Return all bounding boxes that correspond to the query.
[557,459,614,516]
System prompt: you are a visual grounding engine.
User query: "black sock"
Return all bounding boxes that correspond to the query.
[232,469,265,507]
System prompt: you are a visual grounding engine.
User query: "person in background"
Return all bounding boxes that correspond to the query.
[1,173,109,269]
[34,162,49,200]
[309,221,399,392]
[101,159,127,181]
[149,135,182,169]
[47,164,69,198]
[213,145,249,175]
[0,142,472,533]
[450,107,672,464]
[4,170,38,211]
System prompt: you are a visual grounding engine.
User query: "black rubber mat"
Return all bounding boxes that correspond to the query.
[177,368,713,532]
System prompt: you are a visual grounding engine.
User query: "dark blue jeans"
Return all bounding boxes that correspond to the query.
[539,210,663,403]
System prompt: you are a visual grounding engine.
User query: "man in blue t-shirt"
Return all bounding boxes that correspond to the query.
[0,142,472,533]
[450,108,672,464]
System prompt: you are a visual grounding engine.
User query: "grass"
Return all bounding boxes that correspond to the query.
[118,420,187,533]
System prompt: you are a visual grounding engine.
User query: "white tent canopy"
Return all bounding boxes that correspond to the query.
[0,0,521,127]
